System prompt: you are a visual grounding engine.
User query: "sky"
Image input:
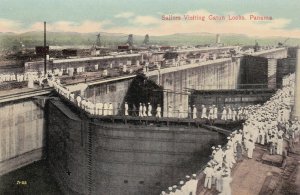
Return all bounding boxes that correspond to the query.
[1,0,300,38]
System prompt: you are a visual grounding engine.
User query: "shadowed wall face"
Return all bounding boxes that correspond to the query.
[240,56,268,88]
[277,58,296,87]
[0,99,45,176]
[85,78,133,115]
[47,99,225,195]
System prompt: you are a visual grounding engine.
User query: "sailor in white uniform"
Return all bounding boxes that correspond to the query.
[139,103,143,117]
[203,163,214,189]
[192,105,197,119]
[147,102,152,117]
[213,105,218,120]
[201,105,207,119]
[124,102,129,116]
[221,107,227,120]
[143,103,147,117]
[156,104,162,118]
[108,103,113,115]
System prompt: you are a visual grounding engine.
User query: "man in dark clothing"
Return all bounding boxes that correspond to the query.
[236,142,243,162]
[281,147,288,168]
[132,104,137,117]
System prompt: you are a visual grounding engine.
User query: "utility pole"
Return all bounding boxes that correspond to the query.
[44,21,47,75]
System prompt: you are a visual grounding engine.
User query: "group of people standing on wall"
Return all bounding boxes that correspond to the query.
[46,72,115,116]
[160,73,299,195]
[123,101,251,122]
[201,73,298,195]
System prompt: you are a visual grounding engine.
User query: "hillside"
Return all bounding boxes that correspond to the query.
[0,31,299,50]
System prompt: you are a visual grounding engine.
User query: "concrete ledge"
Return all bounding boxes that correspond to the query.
[0,148,43,176]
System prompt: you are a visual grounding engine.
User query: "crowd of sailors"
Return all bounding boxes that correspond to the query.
[0,72,40,83]
[47,74,255,121]
[0,71,58,90]
[124,102,253,121]
[160,73,299,195]
[0,67,86,85]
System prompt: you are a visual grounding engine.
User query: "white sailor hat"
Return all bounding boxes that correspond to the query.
[227,137,231,140]
[185,175,190,179]
[218,145,221,148]
[168,187,173,191]
[179,181,184,185]
[192,174,197,177]
[172,185,177,188]
[161,191,166,195]
[212,146,216,149]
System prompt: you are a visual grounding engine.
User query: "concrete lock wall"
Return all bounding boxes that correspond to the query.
[47,100,89,195]
[24,55,142,73]
[0,99,45,175]
[159,58,240,91]
[191,90,274,112]
[85,79,133,115]
[47,99,224,195]
[153,58,240,116]
[277,58,296,87]
[90,124,223,195]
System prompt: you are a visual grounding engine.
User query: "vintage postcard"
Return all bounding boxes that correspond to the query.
[0,0,299,194]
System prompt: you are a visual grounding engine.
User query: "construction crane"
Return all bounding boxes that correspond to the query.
[126,34,134,47]
[143,34,150,45]
[278,38,290,47]
[96,33,101,47]
[254,40,260,52]
[91,33,102,49]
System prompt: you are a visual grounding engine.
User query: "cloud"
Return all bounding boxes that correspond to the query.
[0,20,110,33]
[0,18,22,32]
[106,10,300,38]
[30,20,110,33]
[131,16,161,25]
[114,12,135,18]
[1,9,300,38]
